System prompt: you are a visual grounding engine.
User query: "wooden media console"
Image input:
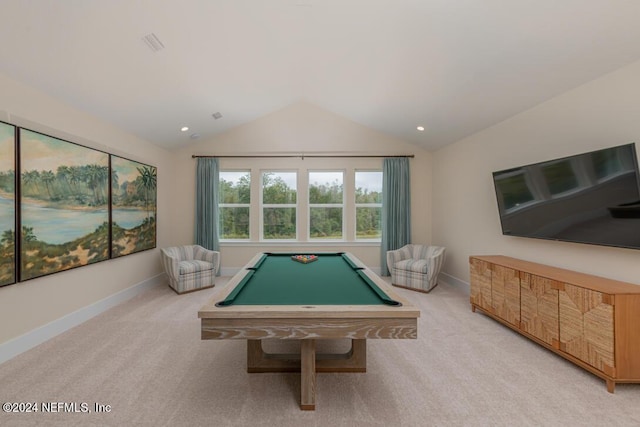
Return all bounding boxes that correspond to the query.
[469,255,640,392]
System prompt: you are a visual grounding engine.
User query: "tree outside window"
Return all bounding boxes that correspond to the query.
[262,171,297,239]
[309,171,343,240]
[219,171,250,239]
[355,171,382,240]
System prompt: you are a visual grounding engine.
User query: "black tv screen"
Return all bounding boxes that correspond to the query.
[492,143,640,249]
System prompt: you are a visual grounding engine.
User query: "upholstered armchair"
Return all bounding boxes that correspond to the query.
[161,245,220,294]
[386,244,446,293]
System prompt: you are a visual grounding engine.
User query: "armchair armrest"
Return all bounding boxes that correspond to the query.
[194,246,221,273]
[426,247,446,281]
[386,244,413,272]
[161,248,180,281]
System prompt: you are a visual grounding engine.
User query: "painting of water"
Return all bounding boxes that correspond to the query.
[0,122,15,286]
[20,129,109,280]
[111,156,157,257]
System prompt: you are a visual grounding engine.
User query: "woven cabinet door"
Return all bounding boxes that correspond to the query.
[520,274,559,347]
[491,265,520,327]
[559,283,615,375]
[470,258,492,312]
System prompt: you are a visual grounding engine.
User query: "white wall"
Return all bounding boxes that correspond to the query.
[171,102,432,269]
[0,72,174,345]
[432,59,640,287]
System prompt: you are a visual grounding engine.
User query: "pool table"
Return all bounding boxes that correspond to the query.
[198,252,419,410]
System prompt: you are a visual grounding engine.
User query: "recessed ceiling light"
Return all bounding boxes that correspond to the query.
[417,126,425,131]
[181,126,189,132]
[190,133,200,139]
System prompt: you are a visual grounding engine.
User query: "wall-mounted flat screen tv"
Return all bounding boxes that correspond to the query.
[492,143,640,249]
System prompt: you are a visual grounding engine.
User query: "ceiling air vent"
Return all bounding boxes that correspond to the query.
[212,112,223,120]
[142,33,165,52]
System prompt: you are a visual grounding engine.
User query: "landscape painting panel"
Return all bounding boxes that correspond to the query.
[0,123,16,286]
[111,156,157,257]
[20,129,109,280]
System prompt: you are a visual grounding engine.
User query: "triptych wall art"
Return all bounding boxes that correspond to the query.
[0,122,157,286]
[0,122,15,286]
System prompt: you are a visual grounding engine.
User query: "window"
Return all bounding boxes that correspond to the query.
[355,171,382,240]
[309,171,344,240]
[218,166,386,244]
[219,171,250,239]
[262,171,297,239]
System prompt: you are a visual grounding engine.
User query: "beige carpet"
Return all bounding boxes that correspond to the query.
[0,277,638,427]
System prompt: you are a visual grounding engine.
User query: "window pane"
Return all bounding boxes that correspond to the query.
[263,172,296,204]
[356,207,381,239]
[355,171,382,203]
[263,207,296,239]
[310,207,342,239]
[220,207,249,239]
[220,171,250,203]
[355,171,382,240]
[309,172,343,204]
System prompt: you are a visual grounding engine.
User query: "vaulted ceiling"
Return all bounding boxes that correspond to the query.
[1,1,640,151]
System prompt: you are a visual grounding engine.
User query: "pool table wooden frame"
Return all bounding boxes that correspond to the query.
[198,252,420,410]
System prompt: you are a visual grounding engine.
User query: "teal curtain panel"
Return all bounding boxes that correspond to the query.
[381,157,411,276]
[195,157,220,252]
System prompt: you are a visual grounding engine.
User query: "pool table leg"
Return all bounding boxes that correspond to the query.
[246,339,366,410]
[300,339,316,410]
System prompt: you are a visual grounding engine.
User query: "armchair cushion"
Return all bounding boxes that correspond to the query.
[394,258,429,274]
[179,260,215,275]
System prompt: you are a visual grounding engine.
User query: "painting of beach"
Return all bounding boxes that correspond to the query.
[19,129,110,280]
[0,122,16,286]
[111,156,157,257]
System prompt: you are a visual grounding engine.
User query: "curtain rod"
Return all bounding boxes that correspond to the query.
[192,154,414,159]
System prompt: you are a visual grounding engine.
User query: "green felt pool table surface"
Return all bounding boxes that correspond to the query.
[216,252,400,306]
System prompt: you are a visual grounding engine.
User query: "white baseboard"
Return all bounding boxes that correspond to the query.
[220,267,241,277]
[0,273,165,365]
[439,272,470,292]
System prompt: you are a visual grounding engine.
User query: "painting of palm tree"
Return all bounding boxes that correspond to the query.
[19,129,110,280]
[111,156,157,257]
[0,122,16,286]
